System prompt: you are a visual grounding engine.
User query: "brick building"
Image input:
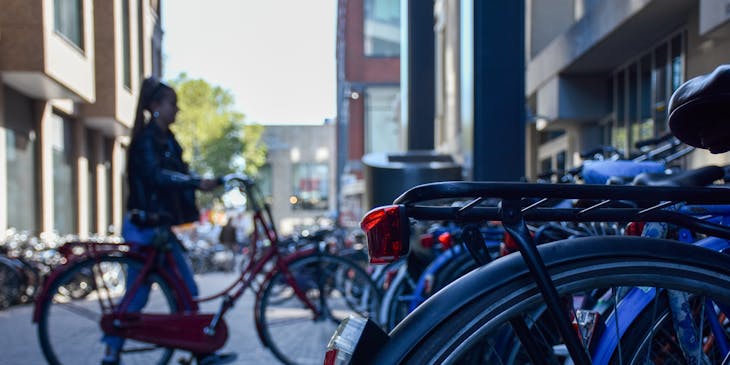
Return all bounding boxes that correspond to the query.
[0,0,164,237]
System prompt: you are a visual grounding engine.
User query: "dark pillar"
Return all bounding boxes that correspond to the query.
[472,0,525,181]
[402,0,435,150]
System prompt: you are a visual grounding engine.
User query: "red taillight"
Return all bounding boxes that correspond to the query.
[360,205,409,264]
[438,232,452,249]
[626,221,645,236]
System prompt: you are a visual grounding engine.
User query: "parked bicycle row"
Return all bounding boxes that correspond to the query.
[328,63,730,365]
[0,226,244,311]
[362,131,699,331]
[0,230,125,310]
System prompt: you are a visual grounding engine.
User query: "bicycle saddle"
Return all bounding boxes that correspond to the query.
[668,64,730,152]
[631,165,724,187]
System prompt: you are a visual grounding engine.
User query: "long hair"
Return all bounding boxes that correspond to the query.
[130,77,173,147]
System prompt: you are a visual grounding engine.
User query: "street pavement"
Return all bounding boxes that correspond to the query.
[0,270,298,365]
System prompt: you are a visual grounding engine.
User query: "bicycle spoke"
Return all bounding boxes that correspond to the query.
[645,287,659,364]
[699,295,707,362]
[50,300,100,322]
[265,313,314,327]
[613,287,623,365]
[259,253,381,365]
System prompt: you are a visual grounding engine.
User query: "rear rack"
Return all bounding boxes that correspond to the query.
[394,181,730,239]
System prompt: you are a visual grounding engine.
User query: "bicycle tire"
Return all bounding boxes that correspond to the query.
[370,236,730,364]
[256,252,382,365]
[37,254,180,365]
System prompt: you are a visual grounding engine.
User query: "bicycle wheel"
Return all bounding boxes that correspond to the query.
[609,290,728,364]
[370,236,730,364]
[37,254,180,365]
[257,253,382,365]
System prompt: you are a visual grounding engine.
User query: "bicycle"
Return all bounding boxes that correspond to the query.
[326,166,730,364]
[32,174,381,365]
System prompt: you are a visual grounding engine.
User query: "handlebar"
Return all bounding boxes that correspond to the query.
[221,173,254,186]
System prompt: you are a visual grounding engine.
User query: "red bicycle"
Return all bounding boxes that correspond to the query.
[32,174,381,365]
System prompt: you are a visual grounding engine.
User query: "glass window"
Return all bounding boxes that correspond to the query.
[613,71,628,154]
[137,0,145,83]
[122,0,132,89]
[291,163,329,211]
[364,0,400,57]
[556,151,566,175]
[6,129,38,232]
[636,55,654,144]
[51,113,77,234]
[104,138,114,233]
[86,130,97,234]
[364,86,402,153]
[611,32,684,151]
[654,44,669,134]
[54,0,84,50]
[5,88,38,232]
[670,34,684,92]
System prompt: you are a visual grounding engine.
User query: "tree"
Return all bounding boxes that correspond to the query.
[169,74,267,207]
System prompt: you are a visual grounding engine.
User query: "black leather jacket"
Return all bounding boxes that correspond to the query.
[126,120,201,226]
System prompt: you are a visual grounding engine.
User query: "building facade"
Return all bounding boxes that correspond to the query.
[429,0,730,182]
[1,0,163,237]
[258,123,337,235]
[336,0,401,227]
[526,0,730,179]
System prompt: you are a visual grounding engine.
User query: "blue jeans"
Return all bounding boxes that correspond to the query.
[102,216,199,350]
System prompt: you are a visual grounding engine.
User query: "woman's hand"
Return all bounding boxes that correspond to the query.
[199,178,221,191]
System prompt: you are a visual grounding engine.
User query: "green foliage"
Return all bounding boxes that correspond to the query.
[168,74,267,207]
[169,73,266,177]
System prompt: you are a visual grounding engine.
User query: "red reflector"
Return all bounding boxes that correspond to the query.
[323,349,338,365]
[420,234,435,248]
[503,232,519,251]
[361,205,409,264]
[383,269,398,290]
[423,274,434,295]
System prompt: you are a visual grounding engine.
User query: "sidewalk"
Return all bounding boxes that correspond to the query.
[0,271,284,365]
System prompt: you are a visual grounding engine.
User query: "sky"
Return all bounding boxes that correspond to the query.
[162,0,337,125]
